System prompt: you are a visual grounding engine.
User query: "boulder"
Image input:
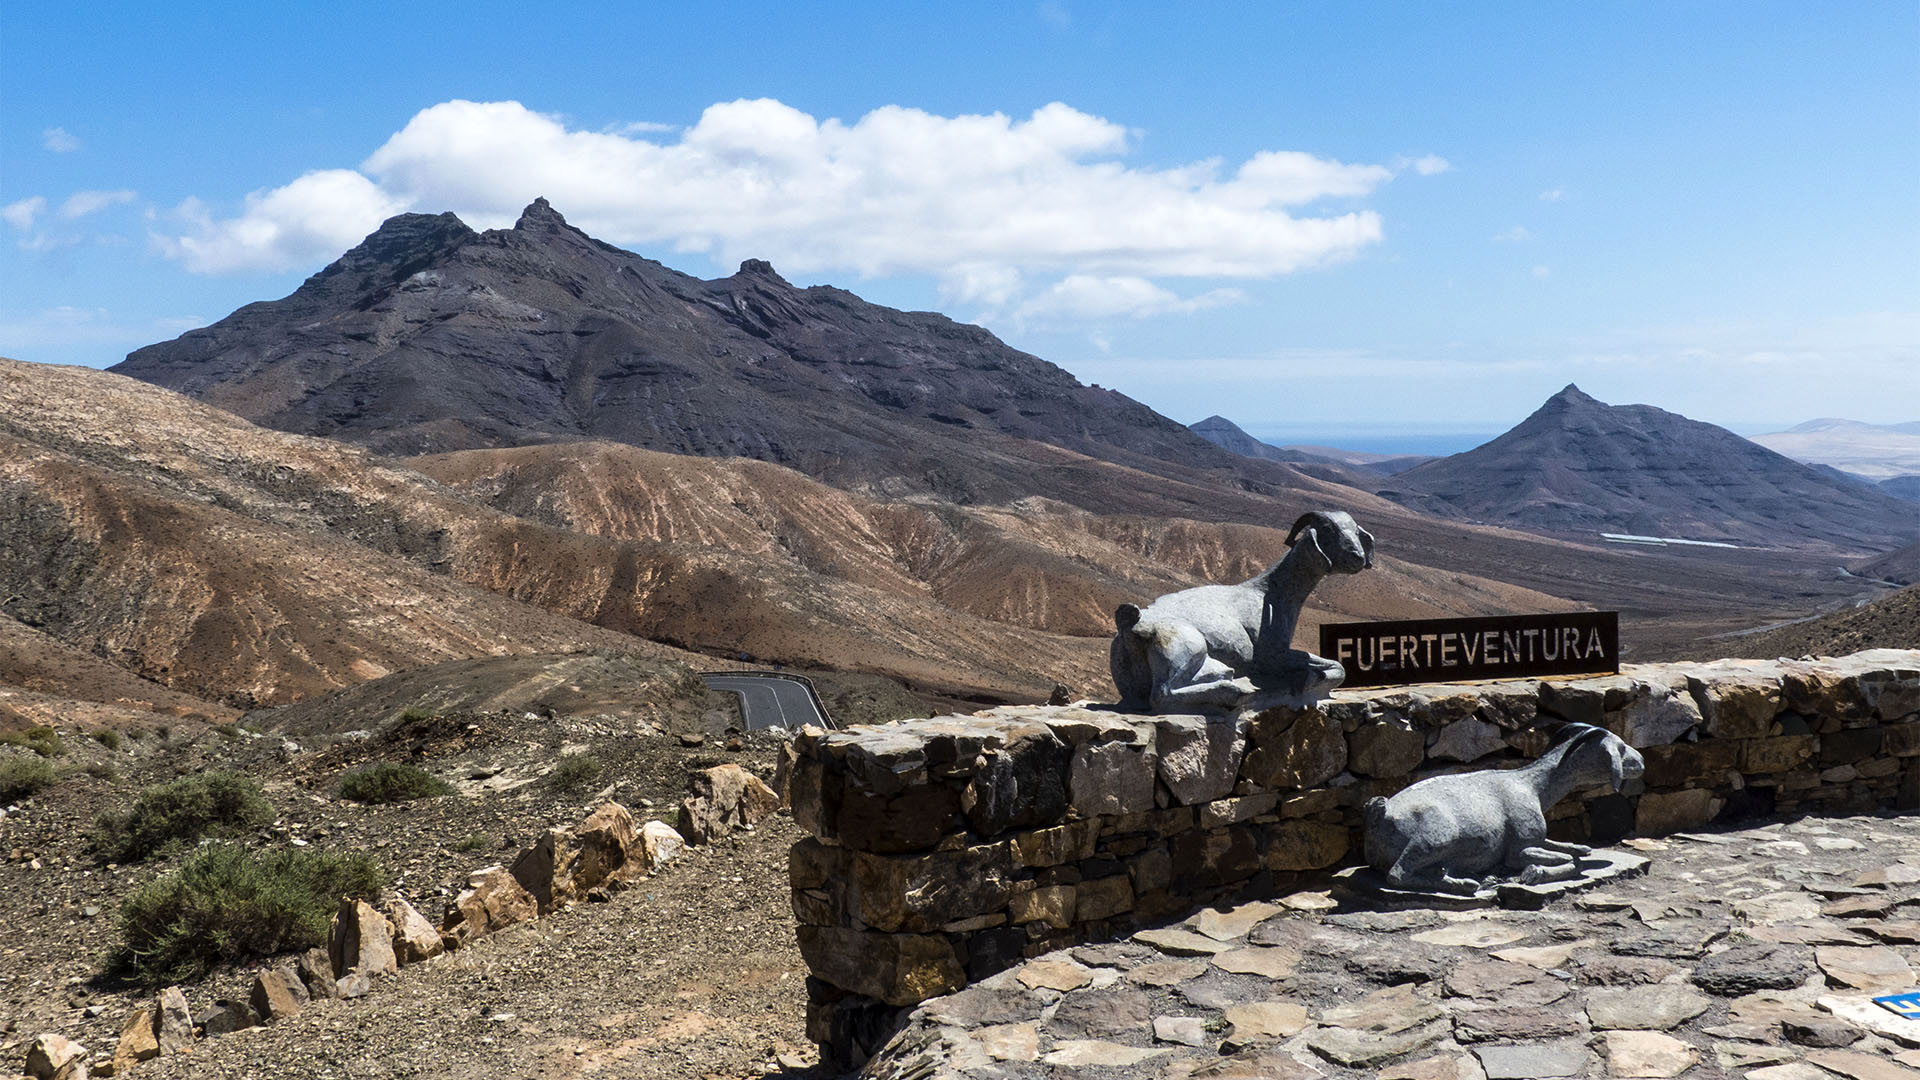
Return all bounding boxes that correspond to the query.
[25,1034,86,1080]
[1430,717,1507,763]
[248,965,309,1022]
[385,898,443,965]
[678,764,782,844]
[639,819,685,872]
[510,826,582,914]
[154,987,193,1053]
[328,898,397,978]
[200,1000,258,1037]
[294,948,338,1000]
[111,1005,159,1070]
[574,801,639,888]
[441,864,538,943]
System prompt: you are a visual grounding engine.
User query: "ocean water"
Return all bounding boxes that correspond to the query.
[1235,427,1500,458]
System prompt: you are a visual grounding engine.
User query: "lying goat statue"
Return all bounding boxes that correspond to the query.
[1110,510,1374,712]
[1364,723,1645,895]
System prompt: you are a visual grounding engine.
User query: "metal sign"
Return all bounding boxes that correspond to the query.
[1320,611,1620,688]
[1877,991,1920,1019]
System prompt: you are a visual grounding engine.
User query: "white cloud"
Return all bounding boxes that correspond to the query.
[1492,226,1531,243]
[1038,1,1071,29]
[1412,154,1451,175]
[155,170,405,273]
[41,127,81,153]
[1539,187,1565,202]
[2,196,46,232]
[60,189,137,219]
[158,98,1423,312]
[1016,275,1244,322]
[1531,264,1551,278]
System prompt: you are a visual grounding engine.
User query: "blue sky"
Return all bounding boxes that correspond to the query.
[4,2,1916,447]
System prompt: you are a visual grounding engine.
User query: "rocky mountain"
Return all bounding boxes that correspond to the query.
[1857,541,1920,586]
[1716,583,1920,660]
[1388,385,1919,554]
[115,200,1314,508]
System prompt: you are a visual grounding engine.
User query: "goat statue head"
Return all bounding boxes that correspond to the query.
[1285,510,1375,576]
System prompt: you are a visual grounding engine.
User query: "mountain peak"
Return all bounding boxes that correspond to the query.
[734,258,791,286]
[514,197,572,232]
[1545,383,1599,407]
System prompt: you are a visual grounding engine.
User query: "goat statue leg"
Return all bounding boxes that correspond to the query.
[1514,846,1583,885]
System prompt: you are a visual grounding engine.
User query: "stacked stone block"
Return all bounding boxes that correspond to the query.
[785,648,1920,1066]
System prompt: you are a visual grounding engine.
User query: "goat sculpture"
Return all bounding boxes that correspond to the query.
[1363,723,1646,895]
[1110,510,1374,712]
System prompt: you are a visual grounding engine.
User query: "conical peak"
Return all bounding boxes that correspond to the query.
[514,197,570,232]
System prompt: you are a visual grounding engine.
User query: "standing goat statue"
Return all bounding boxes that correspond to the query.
[1110,510,1374,712]
[1364,723,1645,895]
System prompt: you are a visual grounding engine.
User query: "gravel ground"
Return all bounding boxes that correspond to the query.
[0,715,815,1080]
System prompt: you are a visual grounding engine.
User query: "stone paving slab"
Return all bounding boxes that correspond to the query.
[861,810,1920,1079]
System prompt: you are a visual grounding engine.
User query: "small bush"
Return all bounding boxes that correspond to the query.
[396,706,435,725]
[452,832,490,853]
[0,756,58,801]
[336,762,454,804]
[0,726,64,757]
[547,753,603,794]
[92,770,274,862]
[91,729,122,751]
[85,762,119,781]
[109,843,382,986]
[214,724,242,740]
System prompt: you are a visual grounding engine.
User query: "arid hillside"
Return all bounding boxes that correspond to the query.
[1715,584,1920,660]
[0,358,1114,706]
[412,441,1571,642]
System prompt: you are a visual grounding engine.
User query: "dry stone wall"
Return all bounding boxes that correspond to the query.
[784,648,1920,1066]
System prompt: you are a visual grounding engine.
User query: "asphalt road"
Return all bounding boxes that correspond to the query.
[700,674,827,731]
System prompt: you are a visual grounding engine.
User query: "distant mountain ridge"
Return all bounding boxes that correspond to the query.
[1749,417,1920,481]
[1387,385,1917,554]
[115,199,1309,509]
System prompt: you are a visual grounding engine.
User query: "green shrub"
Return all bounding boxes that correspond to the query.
[91,729,122,751]
[214,724,242,740]
[92,770,274,862]
[109,843,382,986]
[547,753,603,794]
[336,762,455,804]
[452,832,490,853]
[85,762,119,782]
[396,706,435,724]
[0,726,64,757]
[0,756,57,801]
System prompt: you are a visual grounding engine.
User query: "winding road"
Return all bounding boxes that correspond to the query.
[699,672,830,731]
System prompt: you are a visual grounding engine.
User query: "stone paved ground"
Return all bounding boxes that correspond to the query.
[863,811,1920,1079]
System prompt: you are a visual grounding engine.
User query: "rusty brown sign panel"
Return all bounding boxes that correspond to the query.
[1319,611,1619,688]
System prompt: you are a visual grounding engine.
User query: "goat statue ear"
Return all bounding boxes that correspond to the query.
[1609,744,1627,792]
[1299,527,1332,572]
[1359,527,1376,568]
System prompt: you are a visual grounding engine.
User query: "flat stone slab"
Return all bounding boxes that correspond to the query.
[1473,1038,1591,1079]
[1408,920,1530,948]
